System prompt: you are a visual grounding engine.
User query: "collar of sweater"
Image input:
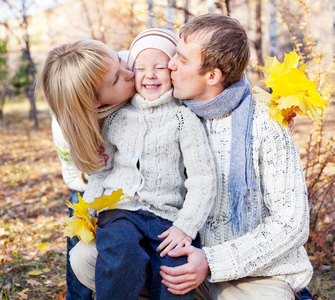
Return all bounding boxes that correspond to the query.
[131,88,174,110]
[97,100,129,120]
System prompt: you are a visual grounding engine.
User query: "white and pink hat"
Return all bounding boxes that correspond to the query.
[127,28,178,70]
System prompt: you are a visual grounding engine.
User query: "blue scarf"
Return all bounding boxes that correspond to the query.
[183,75,261,236]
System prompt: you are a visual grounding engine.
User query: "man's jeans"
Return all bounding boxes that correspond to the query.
[67,191,94,300]
[95,209,198,300]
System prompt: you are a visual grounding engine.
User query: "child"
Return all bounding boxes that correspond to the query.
[82,28,217,300]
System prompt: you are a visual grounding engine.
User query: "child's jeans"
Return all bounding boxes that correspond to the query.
[95,209,199,300]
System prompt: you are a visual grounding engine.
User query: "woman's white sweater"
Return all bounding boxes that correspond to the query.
[84,90,217,239]
[52,117,87,192]
[200,100,313,292]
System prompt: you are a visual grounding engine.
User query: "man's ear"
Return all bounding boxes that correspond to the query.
[207,68,224,86]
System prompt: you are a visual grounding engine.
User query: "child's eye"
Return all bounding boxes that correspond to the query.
[135,68,144,72]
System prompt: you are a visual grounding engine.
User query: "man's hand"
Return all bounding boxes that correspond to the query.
[160,246,209,295]
[157,226,192,257]
[287,110,297,134]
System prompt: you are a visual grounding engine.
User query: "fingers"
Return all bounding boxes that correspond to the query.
[166,245,193,257]
[160,266,198,295]
[159,239,178,257]
[97,145,105,153]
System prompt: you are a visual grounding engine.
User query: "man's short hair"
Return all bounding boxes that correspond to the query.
[180,13,250,89]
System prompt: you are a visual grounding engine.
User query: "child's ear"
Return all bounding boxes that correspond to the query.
[96,101,102,108]
[207,68,224,86]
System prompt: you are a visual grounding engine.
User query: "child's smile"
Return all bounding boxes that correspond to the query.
[134,48,172,101]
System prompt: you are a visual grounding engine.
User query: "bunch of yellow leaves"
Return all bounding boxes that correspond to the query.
[63,189,127,244]
[252,51,327,127]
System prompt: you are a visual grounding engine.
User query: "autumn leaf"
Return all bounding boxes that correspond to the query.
[63,218,96,244]
[63,189,126,244]
[86,189,127,211]
[26,279,42,286]
[253,50,327,127]
[28,270,44,276]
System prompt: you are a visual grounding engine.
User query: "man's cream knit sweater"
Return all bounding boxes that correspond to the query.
[84,90,217,239]
[200,100,313,292]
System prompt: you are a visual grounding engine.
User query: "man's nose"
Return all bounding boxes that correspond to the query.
[168,55,177,70]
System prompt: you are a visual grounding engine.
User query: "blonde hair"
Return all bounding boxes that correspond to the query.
[38,39,112,174]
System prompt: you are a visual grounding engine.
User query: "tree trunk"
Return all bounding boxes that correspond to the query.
[183,0,190,23]
[23,41,38,128]
[147,0,154,27]
[269,0,277,56]
[254,0,264,79]
[207,0,215,13]
[225,0,231,15]
[166,0,177,29]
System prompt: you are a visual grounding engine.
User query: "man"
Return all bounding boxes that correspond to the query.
[159,13,313,300]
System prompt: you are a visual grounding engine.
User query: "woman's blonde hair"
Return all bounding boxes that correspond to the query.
[38,39,112,174]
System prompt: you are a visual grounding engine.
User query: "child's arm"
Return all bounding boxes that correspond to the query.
[157,226,192,257]
[162,107,217,241]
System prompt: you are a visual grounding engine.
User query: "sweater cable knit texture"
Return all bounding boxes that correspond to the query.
[83,89,217,239]
[200,100,313,292]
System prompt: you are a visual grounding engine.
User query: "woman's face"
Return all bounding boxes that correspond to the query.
[96,49,135,107]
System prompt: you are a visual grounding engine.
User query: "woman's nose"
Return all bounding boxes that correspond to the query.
[126,69,134,81]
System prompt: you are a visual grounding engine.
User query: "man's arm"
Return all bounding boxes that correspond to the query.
[160,103,310,293]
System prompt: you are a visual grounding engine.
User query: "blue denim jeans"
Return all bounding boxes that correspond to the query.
[95,209,199,300]
[66,191,94,300]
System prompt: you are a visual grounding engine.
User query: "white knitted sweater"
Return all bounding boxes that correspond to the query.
[200,100,313,292]
[83,90,217,239]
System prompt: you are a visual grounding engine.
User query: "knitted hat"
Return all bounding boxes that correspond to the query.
[127,28,178,70]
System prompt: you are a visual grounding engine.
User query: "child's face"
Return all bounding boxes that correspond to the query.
[133,49,172,101]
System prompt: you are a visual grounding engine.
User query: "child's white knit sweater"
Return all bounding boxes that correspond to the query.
[84,89,217,239]
[200,100,313,292]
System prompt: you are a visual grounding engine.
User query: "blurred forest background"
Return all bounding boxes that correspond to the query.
[0,0,334,299]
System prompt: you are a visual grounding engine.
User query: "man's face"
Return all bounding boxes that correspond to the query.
[168,37,211,101]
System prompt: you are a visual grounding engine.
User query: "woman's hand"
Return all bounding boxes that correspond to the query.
[97,145,109,166]
[157,226,192,257]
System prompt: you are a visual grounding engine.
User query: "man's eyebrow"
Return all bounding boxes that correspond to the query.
[176,50,188,61]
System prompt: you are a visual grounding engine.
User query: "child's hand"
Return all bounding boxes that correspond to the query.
[156,226,192,257]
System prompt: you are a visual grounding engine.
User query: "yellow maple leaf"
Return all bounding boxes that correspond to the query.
[253,50,327,126]
[63,190,126,244]
[63,217,97,244]
[86,188,127,211]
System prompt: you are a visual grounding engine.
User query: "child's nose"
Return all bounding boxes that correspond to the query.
[145,70,156,79]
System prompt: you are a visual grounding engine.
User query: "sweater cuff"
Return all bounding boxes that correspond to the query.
[172,218,198,240]
[202,245,240,283]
